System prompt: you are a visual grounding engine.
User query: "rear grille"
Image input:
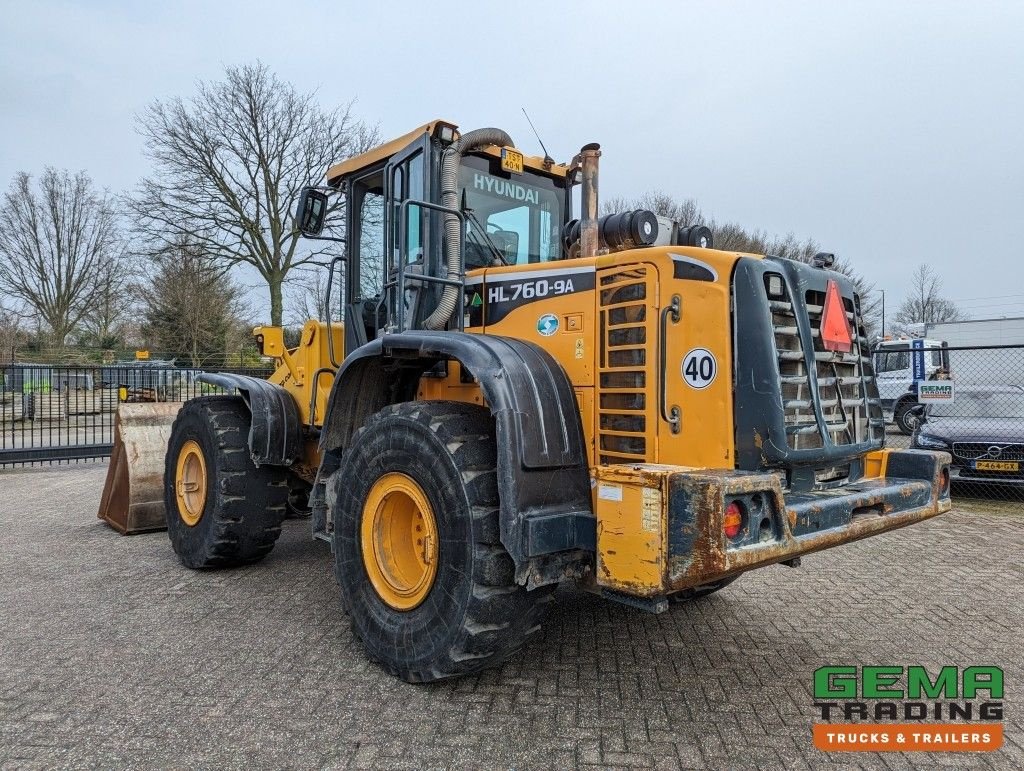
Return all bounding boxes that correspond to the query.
[804,290,883,447]
[768,282,821,450]
[597,266,655,464]
[765,276,883,449]
[952,442,1024,461]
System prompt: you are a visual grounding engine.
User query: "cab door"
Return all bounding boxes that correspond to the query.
[344,166,386,352]
[384,135,431,331]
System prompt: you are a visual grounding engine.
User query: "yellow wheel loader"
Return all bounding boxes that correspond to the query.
[101,120,952,682]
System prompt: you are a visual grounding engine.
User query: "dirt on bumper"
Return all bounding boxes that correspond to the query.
[666,450,952,592]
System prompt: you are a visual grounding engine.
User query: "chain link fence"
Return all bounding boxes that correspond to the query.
[0,362,272,466]
[879,344,1024,505]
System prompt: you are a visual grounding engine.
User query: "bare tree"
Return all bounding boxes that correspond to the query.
[137,237,248,366]
[603,191,881,332]
[0,301,29,363]
[0,169,123,346]
[893,264,963,326]
[77,256,133,349]
[129,62,378,326]
[603,191,704,226]
[286,267,334,326]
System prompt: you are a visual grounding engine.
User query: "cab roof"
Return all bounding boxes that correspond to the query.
[325,120,449,186]
[325,119,570,187]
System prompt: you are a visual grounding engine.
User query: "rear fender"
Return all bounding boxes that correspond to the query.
[319,331,595,586]
[196,373,302,466]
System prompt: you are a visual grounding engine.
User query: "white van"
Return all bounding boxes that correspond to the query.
[873,338,949,433]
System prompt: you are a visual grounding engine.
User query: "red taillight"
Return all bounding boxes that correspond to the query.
[724,501,744,539]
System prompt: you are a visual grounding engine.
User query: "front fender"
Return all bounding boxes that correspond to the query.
[197,373,302,466]
[320,331,595,584]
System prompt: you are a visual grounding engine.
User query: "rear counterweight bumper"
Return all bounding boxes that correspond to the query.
[592,449,951,600]
[668,449,951,591]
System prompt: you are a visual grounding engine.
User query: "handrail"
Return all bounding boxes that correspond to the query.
[307,367,336,427]
[659,294,682,434]
[324,253,348,368]
[396,198,467,332]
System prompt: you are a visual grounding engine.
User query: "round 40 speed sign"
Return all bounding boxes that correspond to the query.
[681,348,717,390]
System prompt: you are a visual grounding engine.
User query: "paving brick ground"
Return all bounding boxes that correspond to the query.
[0,463,1021,770]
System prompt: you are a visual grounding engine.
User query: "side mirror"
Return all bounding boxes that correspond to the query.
[909,404,927,425]
[295,187,329,236]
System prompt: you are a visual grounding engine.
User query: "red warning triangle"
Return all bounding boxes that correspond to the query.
[820,279,853,353]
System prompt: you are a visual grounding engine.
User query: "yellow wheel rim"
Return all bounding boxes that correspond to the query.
[361,472,439,611]
[175,439,208,527]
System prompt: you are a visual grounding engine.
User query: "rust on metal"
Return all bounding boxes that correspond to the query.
[666,466,950,593]
[578,143,601,259]
[588,460,951,600]
[98,402,184,534]
[290,461,318,485]
[592,464,668,596]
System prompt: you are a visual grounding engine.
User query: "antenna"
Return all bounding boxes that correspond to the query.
[521,108,554,167]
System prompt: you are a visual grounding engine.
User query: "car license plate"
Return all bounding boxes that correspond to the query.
[500,147,524,174]
[975,460,1019,472]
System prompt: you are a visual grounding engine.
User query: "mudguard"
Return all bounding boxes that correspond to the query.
[319,331,595,584]
[197,373,302,466]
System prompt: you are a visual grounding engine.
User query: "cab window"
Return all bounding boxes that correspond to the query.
[352,174,385,301]
[875,350,910,373]
[389,150,425,266]
[458,154,563,266]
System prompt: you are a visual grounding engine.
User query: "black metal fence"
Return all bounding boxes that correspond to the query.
[0,363,272,466]
[3,348,1023,506]
[878,344,1024,505]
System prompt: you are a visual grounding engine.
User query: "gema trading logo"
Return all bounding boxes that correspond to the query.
[812,665,1004,752]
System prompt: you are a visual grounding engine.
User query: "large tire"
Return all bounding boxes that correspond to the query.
[331,401,554,683]
[165,396,288,568]
[894,397,920,435]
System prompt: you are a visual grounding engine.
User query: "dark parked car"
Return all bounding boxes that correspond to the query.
[911,385,1024,486]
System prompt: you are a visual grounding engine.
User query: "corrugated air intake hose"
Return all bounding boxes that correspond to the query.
[422,128,515,330]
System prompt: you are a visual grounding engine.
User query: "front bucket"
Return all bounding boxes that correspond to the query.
[98,402,184,535]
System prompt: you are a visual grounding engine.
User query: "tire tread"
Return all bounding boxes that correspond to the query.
[165,396,288,569]
[333,400,553,683]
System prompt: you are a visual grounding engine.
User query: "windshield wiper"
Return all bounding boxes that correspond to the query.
[463,206,509,267]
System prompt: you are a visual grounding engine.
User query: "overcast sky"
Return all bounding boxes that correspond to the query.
[2,0,1022,321]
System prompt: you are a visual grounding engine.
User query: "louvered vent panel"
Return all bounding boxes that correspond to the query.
[597,267,656,464]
